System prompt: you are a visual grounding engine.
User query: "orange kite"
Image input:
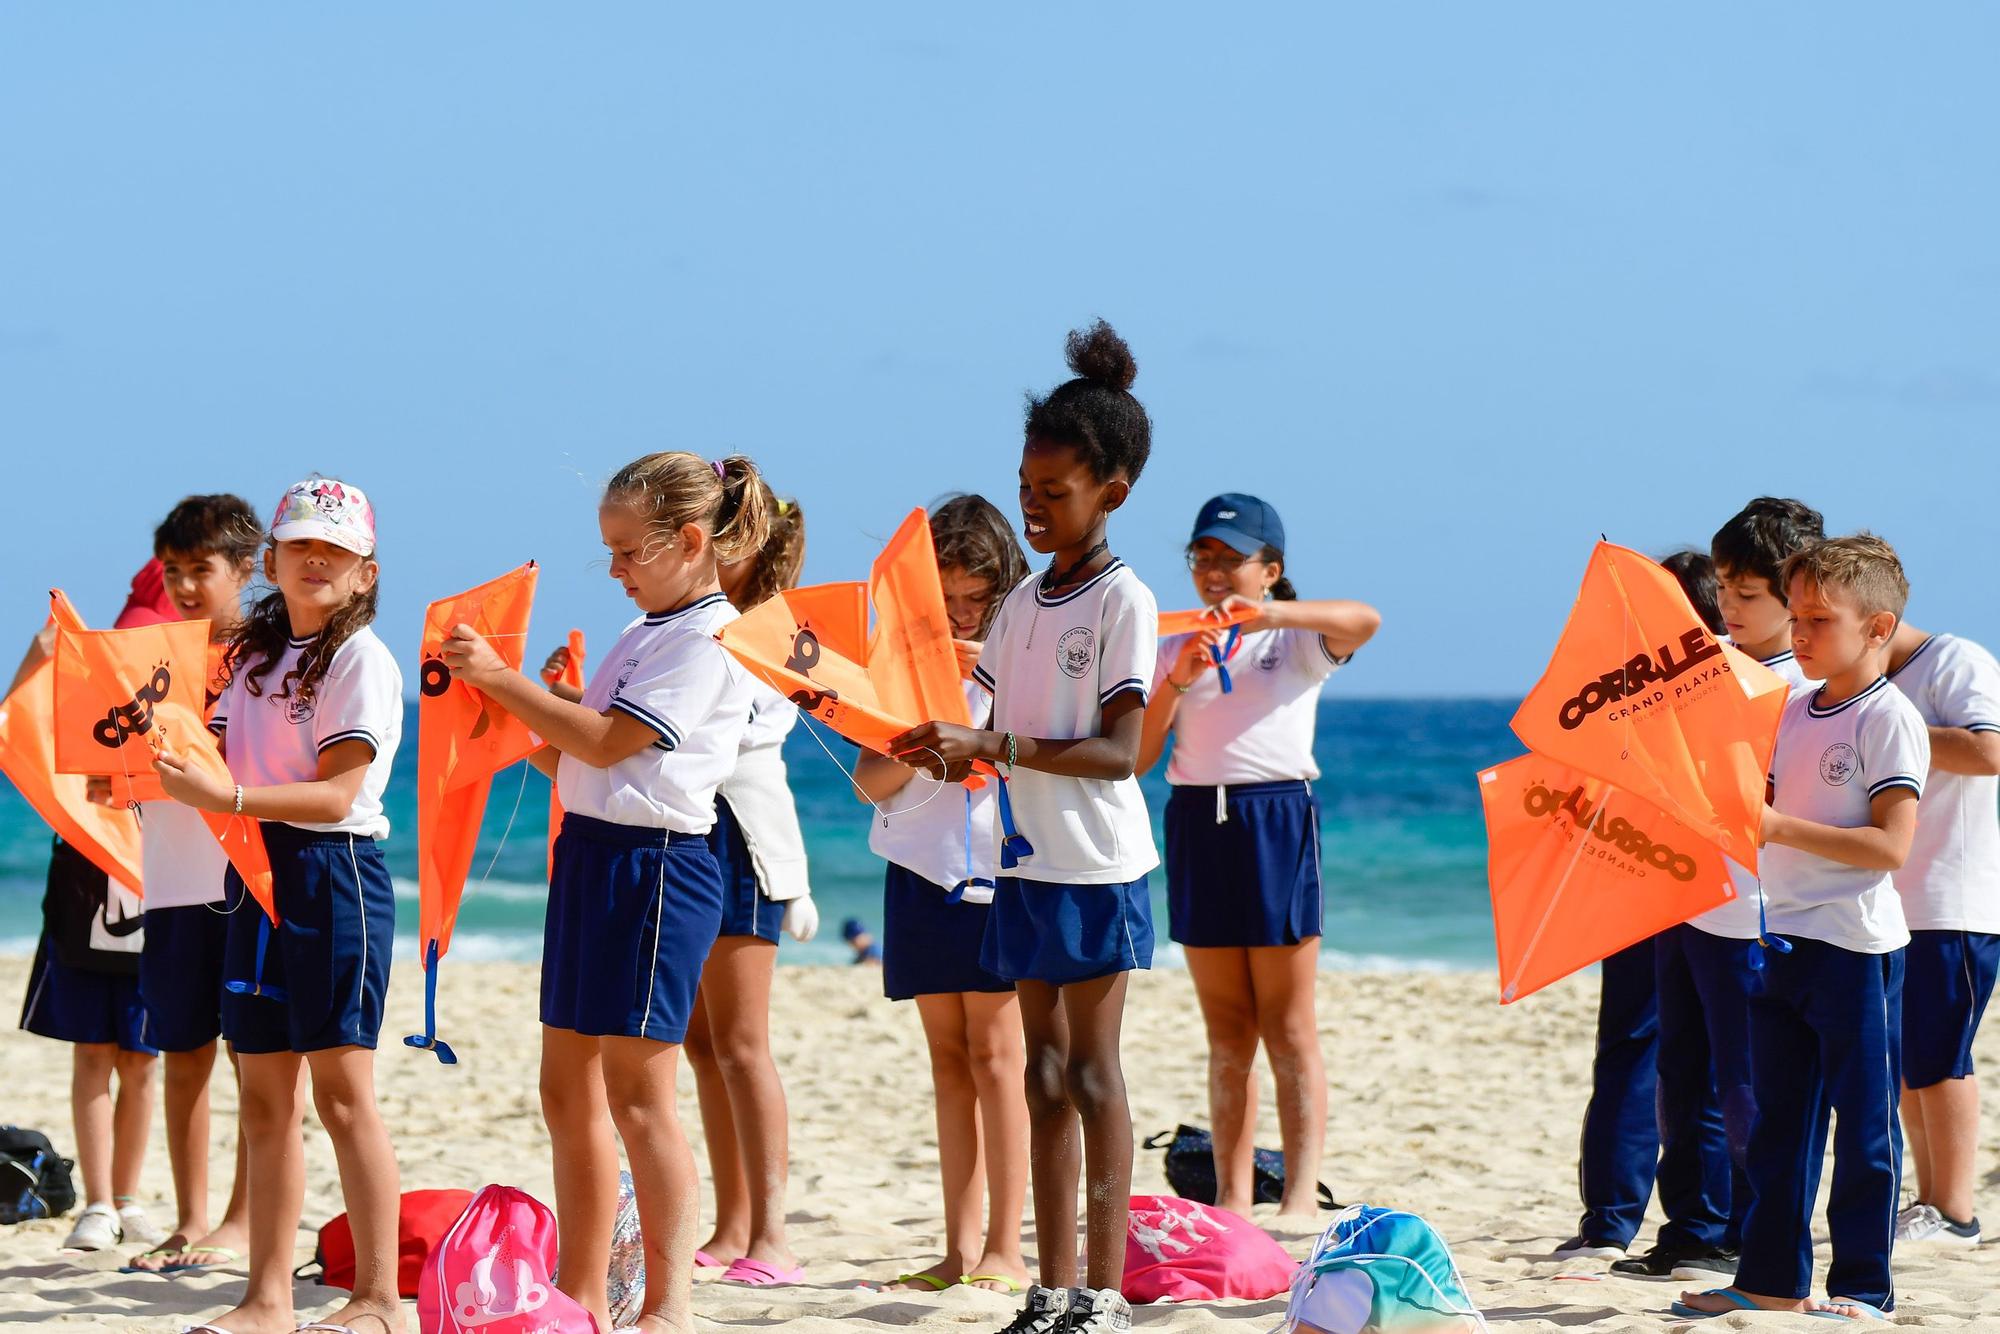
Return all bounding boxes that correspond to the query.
[47,592,276,922]
[1482,543,1788,1002]
[411,562,540,1064]
[1511,542,1787,874]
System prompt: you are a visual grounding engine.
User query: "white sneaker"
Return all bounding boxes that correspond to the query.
[116,1202,163,1246]
[994,1286,1070,1334]
[1553,1234,1625,1260]
[1065,1288,1133,1334]
[62,1202,122,1251]
[1896,1202,1981,1246]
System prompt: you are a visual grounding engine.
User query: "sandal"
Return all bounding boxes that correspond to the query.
[963,1274,1025,1293]
[118,1244,188,1274]
[886,1272,954,1291]
[164,1245,246,1274]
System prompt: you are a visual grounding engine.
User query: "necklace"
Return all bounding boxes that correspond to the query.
[1041,540,1108,594]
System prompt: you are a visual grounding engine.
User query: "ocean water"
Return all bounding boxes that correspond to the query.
[0,698,1517,971]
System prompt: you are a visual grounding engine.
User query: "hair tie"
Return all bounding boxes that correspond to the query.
[711,459,727,481]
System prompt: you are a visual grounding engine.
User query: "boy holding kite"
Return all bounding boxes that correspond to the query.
[1678,534,1926,1322]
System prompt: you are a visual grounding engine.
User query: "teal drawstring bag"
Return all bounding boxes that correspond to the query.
[1278,1204,1485,1334]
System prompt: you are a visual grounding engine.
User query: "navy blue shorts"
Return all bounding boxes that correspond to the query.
[1165,780,1323,948]
[20,935,158,1054]
[706,796,785,943]
[882,862,1013,1001]
[544,813,723,1044]
[221,825,395,1055]
[1902,929,2000,1089]
[980,874,1154,986]
[139,888,241,1053]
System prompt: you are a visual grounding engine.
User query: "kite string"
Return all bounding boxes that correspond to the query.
[792,710,947,826]
[471,761,533,896]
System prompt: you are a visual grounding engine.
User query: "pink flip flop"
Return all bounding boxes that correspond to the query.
[721,1257,805,1286]
[694,1249,728,1271]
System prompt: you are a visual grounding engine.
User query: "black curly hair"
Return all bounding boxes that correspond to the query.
[1023,320,1151,484]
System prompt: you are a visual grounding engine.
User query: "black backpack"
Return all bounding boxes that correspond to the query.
[0,1126,78,1224]
[1144,1123,1337,1211]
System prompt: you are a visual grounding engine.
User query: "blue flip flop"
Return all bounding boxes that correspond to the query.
[1669,1288,1883,1322]
[1670,1288,1757,1320]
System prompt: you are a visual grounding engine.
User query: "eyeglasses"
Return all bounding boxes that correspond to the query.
[1185,551,1266,575]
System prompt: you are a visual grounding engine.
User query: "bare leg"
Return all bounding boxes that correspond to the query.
[1184,947,1259,1215]
[542,1026,618,1332]
[305,1046,403,1333]
[70,1043,117,1208]
[1249,941,1327,1217]
[602,1036,700,1333]
[683,987,748,1260]
[207,1049,307,1333]
[962,990,1030,1291]
[140,1043,218,1263]
[1901,1085,1932,1206]
[1015,980,1079,1288]
[1059,973,1134,1294]
[698,937,793,1269]
[109,1049,156,1205]
[185,1046,252,1263]
[1911,1077,1981,1224]
[886,994,978,1289]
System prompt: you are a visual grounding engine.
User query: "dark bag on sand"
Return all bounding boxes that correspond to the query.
[0,1125,78,1223]
[1146,1123,1337,1211]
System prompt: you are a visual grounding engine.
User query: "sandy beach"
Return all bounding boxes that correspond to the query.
[1,956,1993,1332]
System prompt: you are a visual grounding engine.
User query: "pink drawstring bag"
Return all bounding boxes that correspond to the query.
[1123,1194,1298,1302]
[418,1184,599,1334]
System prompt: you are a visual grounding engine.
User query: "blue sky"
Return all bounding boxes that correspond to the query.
[3,5,1994,697]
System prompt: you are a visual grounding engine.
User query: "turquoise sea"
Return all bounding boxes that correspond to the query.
[0,698,1515,971]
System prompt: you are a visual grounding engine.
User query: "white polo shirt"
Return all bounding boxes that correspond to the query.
[1889,634,2000,933]
[1155,624,1345,786]
[556,593,753,835]
[1761,675,1930,953]
[137,801,230,909]
[971,561,1160,885]
[871,679,998,902]
[1696,648,1812,940]
[210,626,404,839]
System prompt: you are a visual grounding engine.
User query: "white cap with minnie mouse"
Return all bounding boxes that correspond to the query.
[271,476,376,556]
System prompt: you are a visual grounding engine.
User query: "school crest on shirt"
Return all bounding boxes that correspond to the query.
[1255,636,1284,673]
[614,658,640,696]
[1819,742,1858,786]
[284,690,316,725]
[1056,627,1094,679]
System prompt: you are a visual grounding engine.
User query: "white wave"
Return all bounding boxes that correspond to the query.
[389,876,548,905]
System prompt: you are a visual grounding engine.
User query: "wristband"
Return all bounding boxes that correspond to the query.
[232,784,244,815]
[1003,730,1017,771]
[1169,676,1193,694]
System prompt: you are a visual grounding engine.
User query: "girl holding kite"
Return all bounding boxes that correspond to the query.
[440,452,770,1334]
[890,321,1159,1334]
[1135,493,1379,1220]
[153,476,405,1334]
[684,477,815,1285]
[852,492,1032,1295]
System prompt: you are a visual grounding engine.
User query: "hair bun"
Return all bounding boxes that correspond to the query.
[1065,319,1137,392]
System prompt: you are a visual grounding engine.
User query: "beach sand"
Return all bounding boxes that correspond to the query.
[0,957,1993,1331]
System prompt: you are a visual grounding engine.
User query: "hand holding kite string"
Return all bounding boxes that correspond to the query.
[152,735,234,813]
[890,719,989,777]
[439,623,509,689]
[1164,625,1229,691]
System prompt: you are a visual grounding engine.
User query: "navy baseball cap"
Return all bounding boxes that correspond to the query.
[1190,493,1284,556]
[841,917,868,941]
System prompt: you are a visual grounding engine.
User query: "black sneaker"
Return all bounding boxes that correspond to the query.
[1610,1244,1708,1278]
[1553,1234,1626,1260]
[995,1285,1070,1334]
[1065,1288,1133,1333]
[1669,1250,1738,1281]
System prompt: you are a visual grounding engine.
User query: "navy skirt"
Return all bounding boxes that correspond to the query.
[980,874,1154,986]
[221,825,395,1055]
[1165,780,1323,948]
[706,796,785,943]
[881,862,1013,1000]
[544,812,723,1044]
[139,887,240,1053]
